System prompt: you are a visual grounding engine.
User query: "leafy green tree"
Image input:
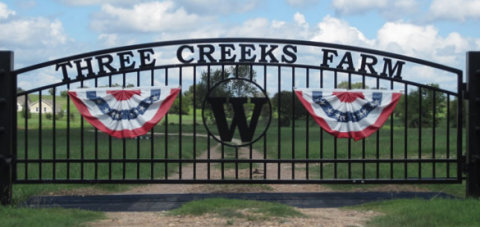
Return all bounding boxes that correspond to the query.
[271,91,308,127]
[48,88,55,96]
[170,93,191,115]
[395,84,446,128]
[336,81,368,89]
[21,107,31,119]
[186,65,257,108]
[60,90,68,98]
[448,98,466,128]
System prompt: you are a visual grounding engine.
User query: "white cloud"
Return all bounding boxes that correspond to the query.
[286,0,321,7]
[98,33,118,47]
[476,39,480,49]
[429,0,480,21]
[57,0,139,6]
[176,0,261,14]
[332,0,387,14]
[0,2,16,20]
[0,17,67,47]
[376,22,469,65]
[91,1,207,33]
[332,0,418,18]
[311,15,374,46]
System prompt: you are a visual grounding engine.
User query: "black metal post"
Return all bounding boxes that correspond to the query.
[0,51,15,205]
[467,51,480,198]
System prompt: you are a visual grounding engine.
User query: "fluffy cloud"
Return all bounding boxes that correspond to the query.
[57,0,139,6]
[286,0,321,7]
[332,0,418,18]
[376,22,469,65]
[332,0,387,14]
[0,17,67,48]
[91,1,208,33]
[176,0,261,14]
[311,16,374,46]
[0,2,15,20]
[429,0,480,21]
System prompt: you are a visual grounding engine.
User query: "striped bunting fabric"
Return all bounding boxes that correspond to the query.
[68,86,180,138]
[295,89,402,141]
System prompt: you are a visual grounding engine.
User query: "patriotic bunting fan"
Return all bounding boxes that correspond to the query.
[295,89,402,141]
[68,86,180,139]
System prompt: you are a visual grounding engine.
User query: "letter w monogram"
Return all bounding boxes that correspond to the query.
[207,97,268,142]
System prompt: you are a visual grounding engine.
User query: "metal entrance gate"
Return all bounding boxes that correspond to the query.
[0,38,473,203]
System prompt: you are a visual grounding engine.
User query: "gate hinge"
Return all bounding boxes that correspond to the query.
[463,83,469,99]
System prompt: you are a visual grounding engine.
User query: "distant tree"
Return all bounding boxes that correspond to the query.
[271,91,308,127]
[60,90,68,98]
[17,87,25,94]
[395,84,446,128]
[170,93,191,115]
[48,88,55,96]
[448,98,466,128]
[21,107,31,119]
[185,65,257,108]
[336,81,368,89]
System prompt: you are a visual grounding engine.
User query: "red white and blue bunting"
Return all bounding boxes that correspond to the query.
[295,89,402,141]
[68,86,180,139]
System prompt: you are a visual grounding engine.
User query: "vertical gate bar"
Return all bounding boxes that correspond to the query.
[221,65,225,180]
[432,90,436,178]
[334,71,337,179]
[362,75,366,179]
[347,73,352,179]
[108,75,112,180]
[467,52,479,197]
[207,65,211,180]
[150,69,154,180]
[235,146,239,179]
[390,79,394,179]
[320,69,324,179]
[38,90,42,180]
[263,65,267,180]
[277,65,281,179]
[165,68,169,180]
[122,73,126,180]
[306,68,310,179]
[446,94,450,178]
[24,94,28,180]
[418,87,422,179]
[235,65,238,179]
[52,87,56,180]
[456,70,463,184]
[136,71,141,180]
[249,65,253,180]
[0,51,14,204]
[193,66,197,180]
[80,80,84,181]
[67,82,71,180]
[179,67,183,180]
[375,77,379,179]
[291,66,295,180]
[94,77,98,180]
[404,84,408,179]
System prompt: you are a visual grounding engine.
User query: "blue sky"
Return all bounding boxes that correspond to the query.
[1,0,480,90]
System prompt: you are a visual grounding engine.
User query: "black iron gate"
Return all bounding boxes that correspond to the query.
[1,38,474,204]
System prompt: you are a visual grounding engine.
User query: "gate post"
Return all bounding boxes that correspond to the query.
[467,51,480,198]
[0,51,15,205]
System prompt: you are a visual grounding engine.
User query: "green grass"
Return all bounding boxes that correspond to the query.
[168,198,304,221]
[0,206,104,227]
[354,198,480,227]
